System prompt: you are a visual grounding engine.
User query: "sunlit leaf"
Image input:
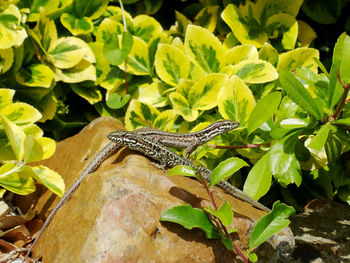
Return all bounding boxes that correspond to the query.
[15,64,54,88]
[185,25,224,73]
[218,76,255,125]
[160,204,220,239]
[155,44,190,86]
[249,201,295,249]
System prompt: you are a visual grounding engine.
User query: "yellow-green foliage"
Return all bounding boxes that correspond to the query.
[0,89,64,197]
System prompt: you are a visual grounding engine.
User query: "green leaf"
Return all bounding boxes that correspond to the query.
[0,88,15,110]
[54,62,96,83]
[247,92,281,135]
[0,165,36,195]
[169,92,198,122]
[106,93,130,109]
[189,73,227,110]
[89,42,110,84]
[221,4,267,48]
[259,42,278,66]
[332,118,350,126]
[279,70,323,120]
[269,130,300,176]
[302,0,341,24]
[204,201,233,226]
[15,64,54,88]
[211,157,249,186]
[60,13,94,36]
[168,165,197,178]
[0,47,14,73]
[277,47,319,73]
[328,33,350,109]
[96,18,123,43]
[125,100,160,130]
[103,31,133,66]
[184,25,224,73]
[224,44,259,65]
[160,204,220,239]
[0,5,27,49]
[218,76,255,125]
[231,59,278,84]
[194,5,219,33]
[122,36,150,75]
[244,153,272,200]
[0,113,26,162]
[24,135,56,163]
[265,13,298,49]
[0,102,42,126]
[274,156,302,186]
[249,201,295,249]
[307,124,330,151]
[170,74,227,122]
[155,44,190,86]
[48,37,95,69]
[153,110,177,131]
[325,130,342,164]
[31,165,65,197]
[137,80,167,108]
[72,0,109,19]
[279,118,309,129]
[132,15,163,42]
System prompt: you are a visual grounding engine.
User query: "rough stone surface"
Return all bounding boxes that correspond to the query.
[290,199,350,263]
[18,117,291,262]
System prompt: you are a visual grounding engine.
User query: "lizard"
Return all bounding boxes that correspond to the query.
[108,130,271,213]
[22,120,241,261]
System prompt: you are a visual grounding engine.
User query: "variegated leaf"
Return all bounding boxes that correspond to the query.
[231,59,278,84]
[224,44,259,65]
[132,15,163,43]
[218,76,255,125]
[137,80,167,108]
[188,73,227,110]
[47,37,95,69]
[266,13,298,50]
[169,92,198,122]
[221,4,267,48]
[121,36,150,75]
[60,13,94,36]
[0,89,15,110]
[0,5,27,49]
[15,64,54,88]
[125,100,160,130]
[0,48,14,73]
[194,5,219,33]
[185,25,224,73]
[54,61,96,83]
[277,47,320,73]
[1,102,42,125]
[155,44,190,86]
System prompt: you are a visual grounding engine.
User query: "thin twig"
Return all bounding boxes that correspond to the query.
[331,71,350,120]
[197,172,250,263]
[119,0,129,94]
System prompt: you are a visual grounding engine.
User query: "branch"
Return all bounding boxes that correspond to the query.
[331,71,350,120]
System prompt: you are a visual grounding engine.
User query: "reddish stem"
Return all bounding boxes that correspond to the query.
[197,173,250,263]
[331,71,350,120]
[209,143,270,149]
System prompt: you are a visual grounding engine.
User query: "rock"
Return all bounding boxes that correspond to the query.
[289,199,350,262]
[19,117,293,262]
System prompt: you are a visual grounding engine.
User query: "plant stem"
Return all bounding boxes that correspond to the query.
[197,173,250,263]
[209,143,270,149]
[331,71,350,120]
[119,0,129,94]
